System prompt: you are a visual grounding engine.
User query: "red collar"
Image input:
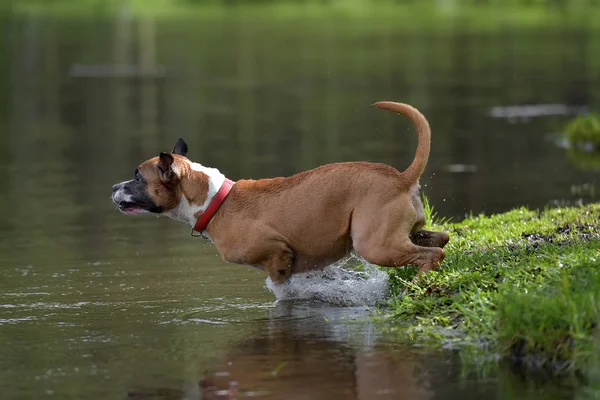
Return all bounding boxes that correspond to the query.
[192,178,235,234]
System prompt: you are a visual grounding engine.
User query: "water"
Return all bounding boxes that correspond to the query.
[0,11,598,399]
[266,256,389,306]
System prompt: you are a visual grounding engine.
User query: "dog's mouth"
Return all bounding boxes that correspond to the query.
[117,201,152,215]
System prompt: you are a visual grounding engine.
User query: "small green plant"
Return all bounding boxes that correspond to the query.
[565,114,600,150]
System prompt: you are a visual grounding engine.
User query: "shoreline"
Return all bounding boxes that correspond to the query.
[381,202,600,380]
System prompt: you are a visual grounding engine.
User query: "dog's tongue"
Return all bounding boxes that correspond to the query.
[122,206,146,215]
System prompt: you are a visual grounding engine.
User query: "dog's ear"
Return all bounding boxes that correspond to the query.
[172,138,188,157]
[157,152,176,182]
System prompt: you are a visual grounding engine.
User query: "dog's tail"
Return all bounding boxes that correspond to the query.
[372,101,431,184]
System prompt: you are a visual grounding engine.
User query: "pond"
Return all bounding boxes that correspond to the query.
[0,11,598,399]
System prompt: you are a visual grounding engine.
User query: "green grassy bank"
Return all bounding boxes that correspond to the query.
[383,202,600,380]
[6,0,600,31]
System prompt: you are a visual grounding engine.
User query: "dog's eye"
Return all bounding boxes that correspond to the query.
[134,169,140,182]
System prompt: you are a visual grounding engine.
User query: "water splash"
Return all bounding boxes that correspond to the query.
[265,255,389,307]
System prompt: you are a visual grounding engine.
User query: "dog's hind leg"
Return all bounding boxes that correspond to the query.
[351,196,445,279]
[410,230,450,248]
[354,238,445,277]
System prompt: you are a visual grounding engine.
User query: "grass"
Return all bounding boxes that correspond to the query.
[382,202,600,379]
[6,0,600,31]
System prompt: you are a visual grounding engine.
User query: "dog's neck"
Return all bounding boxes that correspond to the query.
[163,161,226,228]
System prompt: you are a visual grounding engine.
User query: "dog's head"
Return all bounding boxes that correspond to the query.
[111,138,225,224]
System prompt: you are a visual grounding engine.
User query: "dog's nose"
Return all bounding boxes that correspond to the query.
[112,184,119,193]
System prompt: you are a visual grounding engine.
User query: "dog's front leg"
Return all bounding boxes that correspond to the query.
[261,249,295,285]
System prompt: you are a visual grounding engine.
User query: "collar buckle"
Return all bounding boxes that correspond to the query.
[190,227,208,239]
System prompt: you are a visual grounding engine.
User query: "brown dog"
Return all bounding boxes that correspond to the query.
[111,101,449,284]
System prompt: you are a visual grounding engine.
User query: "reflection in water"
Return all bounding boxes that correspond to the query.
[487,103,588,121]
[195,303,432,400]
[127,302,579,400]
[129,303,444,400]
[566,149,600,172]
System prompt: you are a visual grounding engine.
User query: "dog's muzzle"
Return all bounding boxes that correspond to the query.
[111,181,162,215]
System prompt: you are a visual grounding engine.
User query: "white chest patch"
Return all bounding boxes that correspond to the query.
[164,161,226,227]
[189,162,226,212]
[163,195,203,226]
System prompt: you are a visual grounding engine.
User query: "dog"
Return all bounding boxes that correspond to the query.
[111,101,449,284]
